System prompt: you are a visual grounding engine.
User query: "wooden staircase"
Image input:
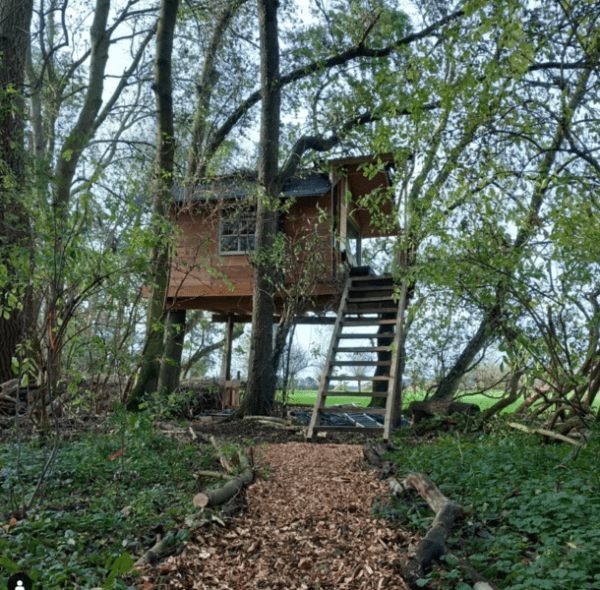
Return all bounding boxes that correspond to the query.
[308,274,403,441]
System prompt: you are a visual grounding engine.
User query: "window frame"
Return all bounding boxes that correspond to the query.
[218,206,256,255]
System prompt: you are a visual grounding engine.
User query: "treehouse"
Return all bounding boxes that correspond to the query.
[167,153,398,319]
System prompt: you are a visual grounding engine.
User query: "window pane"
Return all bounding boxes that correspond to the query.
[221,236,237,252]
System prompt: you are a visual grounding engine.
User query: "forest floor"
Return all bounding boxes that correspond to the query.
[4,400,596,590]
[135,437,414,589]
[0,410,419,590]
[133,414,416,589]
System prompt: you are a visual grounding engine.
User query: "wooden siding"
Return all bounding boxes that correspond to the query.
[166,154,398,314]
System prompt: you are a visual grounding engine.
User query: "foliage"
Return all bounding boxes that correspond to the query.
[0,412,213,589]
[388,427,600,590]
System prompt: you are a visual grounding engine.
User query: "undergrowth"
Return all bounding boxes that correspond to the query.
[389,422,600,590]
[0,411,215,589]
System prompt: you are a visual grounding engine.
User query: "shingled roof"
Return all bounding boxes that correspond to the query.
[173,170,331,204]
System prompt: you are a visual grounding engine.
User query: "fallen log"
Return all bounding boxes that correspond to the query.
[392,472,499,590]
[399,472,462,587]
[193,466,253,508]
[193,447,253,509]
[363,441,397,479]
[408,401,480,424]
[134,534,165,566]
[242,415,287,425]
[195,470,237,481]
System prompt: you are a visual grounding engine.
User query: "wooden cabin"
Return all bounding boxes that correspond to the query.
[167,154,398,320]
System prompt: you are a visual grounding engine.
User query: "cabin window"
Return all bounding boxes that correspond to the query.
[219,207,256,254]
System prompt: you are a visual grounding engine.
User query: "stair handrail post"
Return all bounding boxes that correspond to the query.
[384,280,408,440]
[307,275,353,439]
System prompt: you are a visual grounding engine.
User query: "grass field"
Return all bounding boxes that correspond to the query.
[279,389,524,412]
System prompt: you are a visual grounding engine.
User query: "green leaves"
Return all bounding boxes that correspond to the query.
[390,432,600,590]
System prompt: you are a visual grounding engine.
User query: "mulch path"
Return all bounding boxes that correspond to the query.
[137,442,414,590]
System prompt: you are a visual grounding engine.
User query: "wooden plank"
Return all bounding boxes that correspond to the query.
[349,275,393,283]
[330,360,392,367]
[384,279,408,441]
[311,425,384,434]
[348,284,394,292]
[334,346,391,353]
[338,332,395,339]
[344,306,399,314]
[341,318,397,326]
[321,391,388,397]
[319,407,387,414]
[346,296,395,304]
[328,375,391,381]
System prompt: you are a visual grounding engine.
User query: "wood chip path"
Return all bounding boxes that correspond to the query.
[139,443,413,589]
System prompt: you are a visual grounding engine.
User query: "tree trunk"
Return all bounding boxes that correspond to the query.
[126,0,179,409]
[0,0,34,383]
[239,0,281,416]
[432,304,501,401]
[158,308,186,394]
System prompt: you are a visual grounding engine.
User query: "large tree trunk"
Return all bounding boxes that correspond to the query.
[0,0,34,383]
[239,0,281,416]
[127,0,179,409]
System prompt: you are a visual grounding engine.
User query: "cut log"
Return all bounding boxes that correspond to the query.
[193,467,253,508]
[193,447,254,509]
[408,400,480,424]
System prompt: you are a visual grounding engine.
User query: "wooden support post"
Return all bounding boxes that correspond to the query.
[221,313,234,382]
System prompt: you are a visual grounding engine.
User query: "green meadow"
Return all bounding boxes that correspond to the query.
[280,389,523,412]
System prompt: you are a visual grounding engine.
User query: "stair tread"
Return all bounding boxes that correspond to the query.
[341,319,397,326]
[318,406,386,414]
[321,391,388,397]
[334,346,391,352]
[328,375,391,381]
[346,296,395,304]
[349,275,393,283]
[338,332,395,339]
[344,307,399,314]
[311,425,384,433]
[330,360,392,366]
[349,283,394,290]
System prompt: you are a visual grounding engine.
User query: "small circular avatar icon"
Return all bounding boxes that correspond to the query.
[7,572,33,590]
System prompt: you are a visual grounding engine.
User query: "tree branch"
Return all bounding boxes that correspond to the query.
[205,9,464,162]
